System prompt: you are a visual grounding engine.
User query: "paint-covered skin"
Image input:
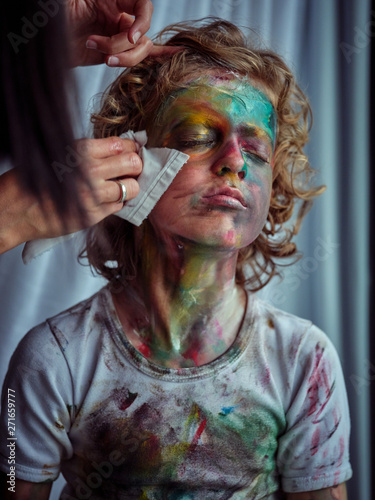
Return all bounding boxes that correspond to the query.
[113,76,277,369]
[113,251,246,368]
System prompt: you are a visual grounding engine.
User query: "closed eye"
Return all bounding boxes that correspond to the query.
[242,148,270,164]
[179,139,216,149]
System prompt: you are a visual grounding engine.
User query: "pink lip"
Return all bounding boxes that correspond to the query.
[202,187,247,209]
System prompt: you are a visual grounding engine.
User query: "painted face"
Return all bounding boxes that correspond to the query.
[148,76,277,250]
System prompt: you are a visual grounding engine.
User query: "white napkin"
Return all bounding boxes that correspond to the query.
[22,131,189,264]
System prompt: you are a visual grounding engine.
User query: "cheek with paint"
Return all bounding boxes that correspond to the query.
[223,229,243,248]
[243,167,273,245]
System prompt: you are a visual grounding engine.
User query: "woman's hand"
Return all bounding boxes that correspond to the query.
[71,136,142,226]
[0,137,142,255]
[67,0,179,67]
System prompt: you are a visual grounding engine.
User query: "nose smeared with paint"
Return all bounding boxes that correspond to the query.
[212,136,248,181]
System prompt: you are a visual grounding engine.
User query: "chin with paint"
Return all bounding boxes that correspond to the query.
[0,19,351,500]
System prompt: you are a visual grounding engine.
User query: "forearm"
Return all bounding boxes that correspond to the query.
[0,169,40,254]
[0,138,144,255]
[285,483,347,500]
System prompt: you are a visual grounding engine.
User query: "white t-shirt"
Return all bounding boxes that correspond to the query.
[0,286,352,499]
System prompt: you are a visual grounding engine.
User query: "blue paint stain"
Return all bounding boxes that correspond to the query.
[219,406,236,416]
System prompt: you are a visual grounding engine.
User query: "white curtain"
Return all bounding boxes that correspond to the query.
[0,1,370,498]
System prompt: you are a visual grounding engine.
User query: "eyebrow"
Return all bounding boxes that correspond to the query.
[165,108,225,137]
[173,116,218,131]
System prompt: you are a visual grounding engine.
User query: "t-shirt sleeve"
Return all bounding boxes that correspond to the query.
[0,321,74,482]
[277,324,352,492]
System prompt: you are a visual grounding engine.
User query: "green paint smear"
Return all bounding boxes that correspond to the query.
[163,76,277,146]
[161,402,281,492]
[208,79,277,144]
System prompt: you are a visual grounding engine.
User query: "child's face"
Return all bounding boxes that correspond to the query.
[148,76,277,250]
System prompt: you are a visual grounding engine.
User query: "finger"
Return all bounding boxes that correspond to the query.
[95,180,139,218]
[148,45,185,57]
[98,151,143,180]
[78,177,140,227]
[86,12,134,54]
[116,177,140,202]
[76,137,138,160]
[122,0,153,44]
[103,178,140,204]
[106,36,153,67]
[86,34,132,56]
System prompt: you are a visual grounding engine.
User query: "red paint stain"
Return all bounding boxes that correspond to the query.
[143,434,161,463]
[214,319,223,339]
[260,366,271,389]
[226,230,235,241]
[190,349,200,366]
[309,344,325,383]
[118,391,138,411]
[312,382,335,423]
[337,436,345,467]
[182,338,201,366]
[307,383,320,416]
[307,343,333,418]
[311,427,320,456]
[189,418,207,450]
[138,343,151,358]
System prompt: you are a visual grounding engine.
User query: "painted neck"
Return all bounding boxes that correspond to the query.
[140,221,240,312]
[113,224,246,368]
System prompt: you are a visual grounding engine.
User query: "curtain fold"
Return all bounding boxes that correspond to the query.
[370,1,375,496]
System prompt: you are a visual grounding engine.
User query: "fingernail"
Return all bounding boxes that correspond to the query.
[107,56,120,66]
[86,40,97,50]
[132,31,141,44]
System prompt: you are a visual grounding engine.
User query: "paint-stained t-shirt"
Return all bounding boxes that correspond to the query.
[0,286,352,499]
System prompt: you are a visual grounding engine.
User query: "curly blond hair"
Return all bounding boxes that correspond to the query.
[85,18,325,291]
